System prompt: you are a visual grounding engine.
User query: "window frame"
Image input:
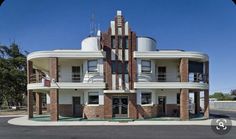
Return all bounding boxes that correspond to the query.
[141,92,152,105]
[141,60,151,73]
[88,60,98,73]
[158,66,166,81]
[111,61,128,74]
[111,36,116,49]
[72,66,80,82]
[88,92,99,105]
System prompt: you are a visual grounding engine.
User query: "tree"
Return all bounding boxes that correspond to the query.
[210,92,225,100]
[0,43,27,107]
[230,89,236,96]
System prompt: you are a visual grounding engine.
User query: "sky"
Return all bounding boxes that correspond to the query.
[0,0,236,94]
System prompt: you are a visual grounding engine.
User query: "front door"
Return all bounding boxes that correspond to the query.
[158,96,166,116]
[73,97,81,117]
[112,97,128,118]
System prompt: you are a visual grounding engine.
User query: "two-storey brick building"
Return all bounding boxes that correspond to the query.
[27,11,209,121]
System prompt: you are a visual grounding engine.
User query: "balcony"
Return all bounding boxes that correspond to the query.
[137,73,180,82]
[135,72,209,90]
[28,72,105,90]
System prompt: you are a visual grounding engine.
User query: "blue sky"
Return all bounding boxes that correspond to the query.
[0,0,236,94]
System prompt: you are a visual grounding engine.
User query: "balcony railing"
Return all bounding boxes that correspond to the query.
[137,73,180,82]
[29,73,45,83]
[189,72,208,83]
[137,72,208,83]
[58,72,104,83]
[29,72,104,84]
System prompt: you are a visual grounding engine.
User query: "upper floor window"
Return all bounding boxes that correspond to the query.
[88,92,99,104]
[88,60,97,73]
[141,92,152,105]
[111,37,116,49]
[141,60,151,73]
[118,37,123,49]
[112,61,128,74]
[72,66,80,82]
[125,37,128,49]
[158,67,166,81]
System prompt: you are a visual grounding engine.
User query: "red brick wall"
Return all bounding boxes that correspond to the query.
[35,92,42,115]
[59,104,73,117]
[137,105,158,118]
[49,58,59,121]
[166,104,180,117]
[104,94,113,118]
[180,89,189,120]
[83,105,104,119]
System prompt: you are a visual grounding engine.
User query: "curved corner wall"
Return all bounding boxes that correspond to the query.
[81,37,100,51]
[137,37,156,51]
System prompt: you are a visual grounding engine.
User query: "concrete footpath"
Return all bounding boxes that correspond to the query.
[6,115,236,126]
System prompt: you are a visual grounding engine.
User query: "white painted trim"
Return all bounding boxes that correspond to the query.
[134,82,209,90]
[27,50,105,61]
[86,104,100,107]
[103,90,136,93]
[27,82,106,90]
[134,51,209,61]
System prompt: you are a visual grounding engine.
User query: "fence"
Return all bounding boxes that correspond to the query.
[209,101,236,110]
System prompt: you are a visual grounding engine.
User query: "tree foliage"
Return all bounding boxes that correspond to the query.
[210,92,236,101]
[0,43,27,107]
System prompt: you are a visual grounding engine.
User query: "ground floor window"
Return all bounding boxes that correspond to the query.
[88,92,99,104]
[141,92,152,104]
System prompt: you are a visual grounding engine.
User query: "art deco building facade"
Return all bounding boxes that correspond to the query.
[27,11,209,121]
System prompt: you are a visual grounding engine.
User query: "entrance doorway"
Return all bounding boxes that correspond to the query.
[112,96,128,118]
[158,96,166,116]
[73,97,81,117]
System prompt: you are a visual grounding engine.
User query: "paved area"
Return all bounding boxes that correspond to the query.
[210,109,236,120]
[7,115,236,126]
[0,117,235,139]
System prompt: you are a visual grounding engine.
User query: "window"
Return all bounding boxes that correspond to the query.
[112,61,128,74]
[177,93,180,104]
[111,37,116,49]
[141,93,152,104]
[118,27,122,35]
[125,37,128,49]
[118,37,123,49]
[158,67,166,81]
[141,60,151,73]
[124,62,128,74]
[88,92,99,104]
[72,66,80,82]
[88,60,97,73]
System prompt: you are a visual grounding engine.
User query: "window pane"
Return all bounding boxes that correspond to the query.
[88,92,99,104]
[177,93,180,104]
[141,60,151,73]
[118,37,122,49]
[125,62,128,74]
[141,93,152,104]
[111,37,116,49]
[88,60,97,72]
[125,37,128,49]
[72,66,80,82]
[112,62,116,74]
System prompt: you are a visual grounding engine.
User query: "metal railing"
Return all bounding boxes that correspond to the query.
[137,73,180,82]
[29,73,45,83]
[189,72,208,83]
